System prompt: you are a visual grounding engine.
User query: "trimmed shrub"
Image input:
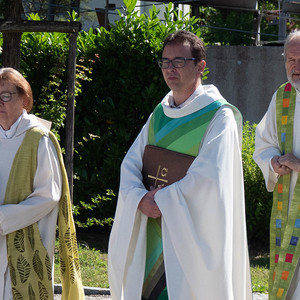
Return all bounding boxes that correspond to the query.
[242,121,272,248]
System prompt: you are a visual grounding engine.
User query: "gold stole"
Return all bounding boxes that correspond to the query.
[5,127,84,300]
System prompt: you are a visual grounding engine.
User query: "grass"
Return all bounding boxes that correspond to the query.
[54,241,109,288]
[54,228,270,294]
[250,252,269,294]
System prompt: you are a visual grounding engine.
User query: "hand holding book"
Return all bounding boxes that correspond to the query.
[142,145,195,190]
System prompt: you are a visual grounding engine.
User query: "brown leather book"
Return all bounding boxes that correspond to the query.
[142,145,195,190]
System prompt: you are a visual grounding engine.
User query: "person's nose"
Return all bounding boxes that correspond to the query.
[166,62,176,70]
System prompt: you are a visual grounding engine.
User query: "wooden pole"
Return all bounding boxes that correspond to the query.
[65,32,78,201]
[0,20,81,33]
[2,0,23,69]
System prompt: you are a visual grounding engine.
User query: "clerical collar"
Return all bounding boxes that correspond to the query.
[0,110,26,139]
[168,84,205,108]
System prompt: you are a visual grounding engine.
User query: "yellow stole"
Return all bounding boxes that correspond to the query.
[5,127,84,300]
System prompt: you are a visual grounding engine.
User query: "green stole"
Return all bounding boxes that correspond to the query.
[269,82,300,299]
[5,127,84,300]
[142,99,228,300]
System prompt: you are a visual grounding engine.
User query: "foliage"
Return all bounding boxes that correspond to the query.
[198,7,255,45]
[197,1,282,45]
[19,13,68,134]
[71,2,206,227]
[21,0,84,21]
[242,122,273,247]
[250,252,269,293]
[54,240,109,288]
[0,1,274,246]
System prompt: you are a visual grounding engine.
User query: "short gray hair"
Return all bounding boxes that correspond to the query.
[284,31,300,61]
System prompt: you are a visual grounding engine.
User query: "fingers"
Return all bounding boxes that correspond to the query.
[272,155,292,175]
[278,153,300,172]
[138,190,162,219]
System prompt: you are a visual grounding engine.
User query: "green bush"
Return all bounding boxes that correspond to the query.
[0,2,274,247]
[242,121,273,247]
[71,2,205,227]
[20,14,70,135]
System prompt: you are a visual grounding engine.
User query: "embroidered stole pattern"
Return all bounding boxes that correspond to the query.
[5,127,84,300]
[269,82,300,299]
[142,100,226,300]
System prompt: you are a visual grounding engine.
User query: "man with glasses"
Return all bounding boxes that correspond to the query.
[108,30,252,300]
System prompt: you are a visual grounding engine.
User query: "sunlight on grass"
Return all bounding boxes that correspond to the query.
[250,252,269,294]
[54,241,109,288]
[251,266,269,293]
[54,239,270,293]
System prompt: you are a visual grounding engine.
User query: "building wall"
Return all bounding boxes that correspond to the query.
[205,45,287,124]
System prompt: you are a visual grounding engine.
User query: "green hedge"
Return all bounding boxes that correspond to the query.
[242,122,272,247]
[0,3,273,247]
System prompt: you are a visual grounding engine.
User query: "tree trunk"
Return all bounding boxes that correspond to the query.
[2,0,23,70]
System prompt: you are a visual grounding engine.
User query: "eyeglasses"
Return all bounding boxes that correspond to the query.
[0,92,18,102]
[158,57,197,69]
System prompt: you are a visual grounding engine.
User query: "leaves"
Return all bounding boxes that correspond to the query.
[242,121,273,246]
[68,255,76,283]
[38,281,49,300]
[64,228,78,255]
[61,197,69,224]
[45,254,52,281]
[12,288,23,300]
[27,225,35,251]
[28,283,36,300]
[17,255,31,284]
[33,250,44,281]
[72,4,200,228]
[14,230,25,253]
[124,0,137,14]
[8,256,17,286]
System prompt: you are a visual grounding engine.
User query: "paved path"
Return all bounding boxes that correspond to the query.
[54,285,269,299]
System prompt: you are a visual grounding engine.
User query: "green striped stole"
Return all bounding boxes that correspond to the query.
[269,82,300,299]
[142,99,227,300]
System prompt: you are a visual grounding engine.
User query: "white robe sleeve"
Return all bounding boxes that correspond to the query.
[0,134,62,235]
[108,107,252,300]
[108,119,151,300]
[253,91,281,192]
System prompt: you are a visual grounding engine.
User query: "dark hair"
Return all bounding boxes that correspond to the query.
[0,67,33,112]
[162,30,206,62]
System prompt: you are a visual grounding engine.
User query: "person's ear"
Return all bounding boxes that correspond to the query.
[22,96,30,111]
[197,60,206,75]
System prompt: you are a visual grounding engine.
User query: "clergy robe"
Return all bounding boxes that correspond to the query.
[253,87,300,300]
[108,84,252,300]
[0,110,62,300]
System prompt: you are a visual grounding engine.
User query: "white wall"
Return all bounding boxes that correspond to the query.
[80,0,126,31]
